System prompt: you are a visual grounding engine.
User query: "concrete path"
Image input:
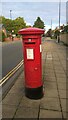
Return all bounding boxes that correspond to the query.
[2,39,67,119]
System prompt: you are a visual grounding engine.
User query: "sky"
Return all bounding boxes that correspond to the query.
[0,2,66,31]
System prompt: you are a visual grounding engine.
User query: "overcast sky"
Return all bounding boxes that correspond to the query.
[1,2,66,31]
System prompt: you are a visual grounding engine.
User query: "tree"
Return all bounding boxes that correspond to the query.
[2,16,13,32]
[13,17,26,35]
[2,16,27,36]
[33,17,45,29]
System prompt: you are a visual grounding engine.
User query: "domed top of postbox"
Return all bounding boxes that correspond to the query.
[18,27,44,35]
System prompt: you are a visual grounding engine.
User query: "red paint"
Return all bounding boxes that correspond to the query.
[19,27,44,88]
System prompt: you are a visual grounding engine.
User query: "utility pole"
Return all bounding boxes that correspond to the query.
[51,19,52,39]
[10,10,12,19]
[66,1,68,24]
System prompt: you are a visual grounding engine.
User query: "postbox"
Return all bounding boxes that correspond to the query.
[18,27,44,99]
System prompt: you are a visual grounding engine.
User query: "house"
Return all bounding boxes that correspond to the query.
[0,24,7,37]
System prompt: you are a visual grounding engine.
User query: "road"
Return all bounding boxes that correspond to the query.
[1,40,23,79]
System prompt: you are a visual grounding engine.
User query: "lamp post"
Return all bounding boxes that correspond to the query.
[10,10,13,41]
[10,10,12,19]
[58,0,61,43]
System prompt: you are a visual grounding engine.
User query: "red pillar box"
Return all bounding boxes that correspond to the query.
[18,27,44,99]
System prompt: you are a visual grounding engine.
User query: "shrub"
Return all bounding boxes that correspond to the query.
[0,31,2,42]
[54,30,60,39]
[61,25,68,34]
[2,31,6,42]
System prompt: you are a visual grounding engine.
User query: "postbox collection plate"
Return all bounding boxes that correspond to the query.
[26,48,34,60]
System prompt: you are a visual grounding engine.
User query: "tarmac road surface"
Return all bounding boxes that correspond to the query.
[1,40,23,79]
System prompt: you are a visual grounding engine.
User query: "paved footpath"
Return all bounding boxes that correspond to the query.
[2,38,67,119]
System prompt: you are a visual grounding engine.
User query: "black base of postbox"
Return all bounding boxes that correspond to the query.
[25,86,43,99]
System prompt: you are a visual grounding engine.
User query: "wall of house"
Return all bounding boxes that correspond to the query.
[60,33,68,45]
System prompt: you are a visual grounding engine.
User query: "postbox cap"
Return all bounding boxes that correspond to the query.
[18,27,45,35]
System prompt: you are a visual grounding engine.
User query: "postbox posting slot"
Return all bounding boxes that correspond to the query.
[24,42,35,44]
[24,38,36,44]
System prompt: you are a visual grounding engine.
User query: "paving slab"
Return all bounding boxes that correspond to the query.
[19,96,41,108]
[60,99,67,112]
[59,90,66,99]
[56,77,66,83]
[62,112,67,119]
[66,112,68,119]
[44,66,54,70]
[44,77,56,82]
[57,82,66,90]
[44,89,58,98]
[45,74,56,78]
[43,81,57,90]
[54,67,64,71]
[40,97,61,111]
[55,73,66,78]
[39,109,62,118]
[14,107,38,118]
[2,104,17,118]
[53,63,62,67]
[0,104,2,119]
[44,68,54,73]
[9,85,25,95]
[45,72,55,77]
[2,93,23,106]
